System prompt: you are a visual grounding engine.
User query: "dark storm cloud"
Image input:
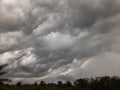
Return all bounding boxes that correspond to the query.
[0,0,120,83]
[68,0,120,29]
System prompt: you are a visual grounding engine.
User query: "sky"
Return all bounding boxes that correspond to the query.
[0,0,120,83]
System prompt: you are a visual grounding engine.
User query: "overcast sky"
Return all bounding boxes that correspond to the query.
[0,0,120,83]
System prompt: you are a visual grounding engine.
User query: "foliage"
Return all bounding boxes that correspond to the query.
[0,64,9,86]
[1,71,120,90]
[0,64,8,76]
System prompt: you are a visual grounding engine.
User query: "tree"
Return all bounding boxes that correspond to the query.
[99,76,110,89]
[0,64,9,86]
[65,81,72,86]
[16,82,22,87]
[109,76,120,89]
[0,64,7,75]
[74,78,88,88]
[40,81,46,86]
[57,81,63,86]
[34,82,38,86]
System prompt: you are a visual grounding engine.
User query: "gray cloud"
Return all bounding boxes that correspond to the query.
[0,0,120,83]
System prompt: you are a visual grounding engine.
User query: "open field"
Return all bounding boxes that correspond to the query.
[1,86,120,90]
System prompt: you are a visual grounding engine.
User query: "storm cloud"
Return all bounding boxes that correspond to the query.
[0,0,120,83]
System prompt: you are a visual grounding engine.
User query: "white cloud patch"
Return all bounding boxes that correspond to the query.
[43,32,75,50]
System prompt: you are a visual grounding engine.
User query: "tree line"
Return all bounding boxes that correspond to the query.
[15,76,120,89]
[1,64,120,90]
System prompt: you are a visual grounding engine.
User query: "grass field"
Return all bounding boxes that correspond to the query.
[1,86,120,90]
[0,86,86,90]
